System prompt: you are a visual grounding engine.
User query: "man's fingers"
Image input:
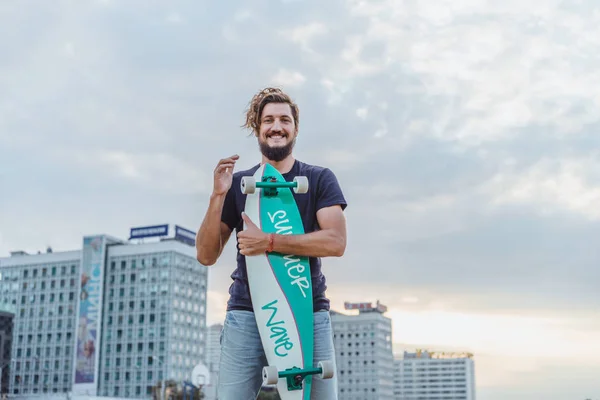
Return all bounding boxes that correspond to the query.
[216,160,235,168]
[215,163,235,173]
[239,247,255,256]
[217,155,239,166]
[214,155,239,176]
[241,212,256,226]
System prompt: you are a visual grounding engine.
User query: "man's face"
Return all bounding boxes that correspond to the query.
[257,102,297,162]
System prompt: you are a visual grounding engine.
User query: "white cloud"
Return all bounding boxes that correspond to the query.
[319,77,351,105]
[166,12,183,24]
[64,42,76,57]
[233,9,253,22]
[356,107,368,120]
[327,0,600,146]
[374,126,387,138]
[343,180,471,243]
[270,69,306,87]
[283,22,328,53]
[339,35,390,78]
[483,157,600,220]
[314,149,363,171]
[71,151,211,195]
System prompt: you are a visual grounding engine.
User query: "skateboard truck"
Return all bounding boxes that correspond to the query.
[262,361,335,390]
[240,176,309,195]
[281,366,321,391]
[261,176,280,197]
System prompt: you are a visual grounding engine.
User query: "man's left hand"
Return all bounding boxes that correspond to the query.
[237,212,269,256]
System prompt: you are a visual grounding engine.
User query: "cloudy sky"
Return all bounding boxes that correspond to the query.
[2,0,600,398]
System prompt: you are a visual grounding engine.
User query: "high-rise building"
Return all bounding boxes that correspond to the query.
[205,324,222,375]
[331,301,395,400]
[394,350,476,400]
[0,224,208,398]
[0,304,14,397]
[204,323,222,400]
[0,249,80,395]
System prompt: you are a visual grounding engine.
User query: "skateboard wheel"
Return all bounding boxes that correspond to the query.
[293,176,309,194]
[241,176,256,194]
[262,365,279,385]
[318,360,334,379]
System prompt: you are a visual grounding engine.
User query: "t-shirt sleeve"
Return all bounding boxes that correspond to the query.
[221,185,240,231]
[316,168,347,211]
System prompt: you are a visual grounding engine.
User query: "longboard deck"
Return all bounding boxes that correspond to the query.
[244,163,314,399]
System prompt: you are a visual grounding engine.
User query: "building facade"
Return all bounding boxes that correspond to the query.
[0,224,208,398]
[331,301,395,400]
[0,305,15,396]
[394,350,476,400]
[203,323,222,400]
[1,249,80,395]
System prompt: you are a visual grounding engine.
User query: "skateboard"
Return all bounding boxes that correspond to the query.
[241,162,334,399]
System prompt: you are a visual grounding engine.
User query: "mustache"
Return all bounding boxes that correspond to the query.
[259,137,295,162]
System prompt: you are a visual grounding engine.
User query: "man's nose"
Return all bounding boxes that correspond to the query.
[272,119,282,131]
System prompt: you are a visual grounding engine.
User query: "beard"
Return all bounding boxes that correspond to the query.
[259,137,296,162]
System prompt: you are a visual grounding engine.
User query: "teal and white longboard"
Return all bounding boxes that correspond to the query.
[241,162,334,399]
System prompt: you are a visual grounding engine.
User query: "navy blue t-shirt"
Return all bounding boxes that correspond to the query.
[221,159,347,312]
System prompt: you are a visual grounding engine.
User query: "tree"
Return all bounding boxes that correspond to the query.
[152,379,205,399]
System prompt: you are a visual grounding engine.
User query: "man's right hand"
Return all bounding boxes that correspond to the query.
[213,155,239,196]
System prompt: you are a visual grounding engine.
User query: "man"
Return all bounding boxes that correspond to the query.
[196,87,347,399]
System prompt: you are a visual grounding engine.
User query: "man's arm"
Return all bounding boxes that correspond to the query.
[196,154,240,266]
[196,194,233,266]
[273,205,346,257]
[237,205,346,257]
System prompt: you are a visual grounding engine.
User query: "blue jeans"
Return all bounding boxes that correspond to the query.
[217,309,338,400]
